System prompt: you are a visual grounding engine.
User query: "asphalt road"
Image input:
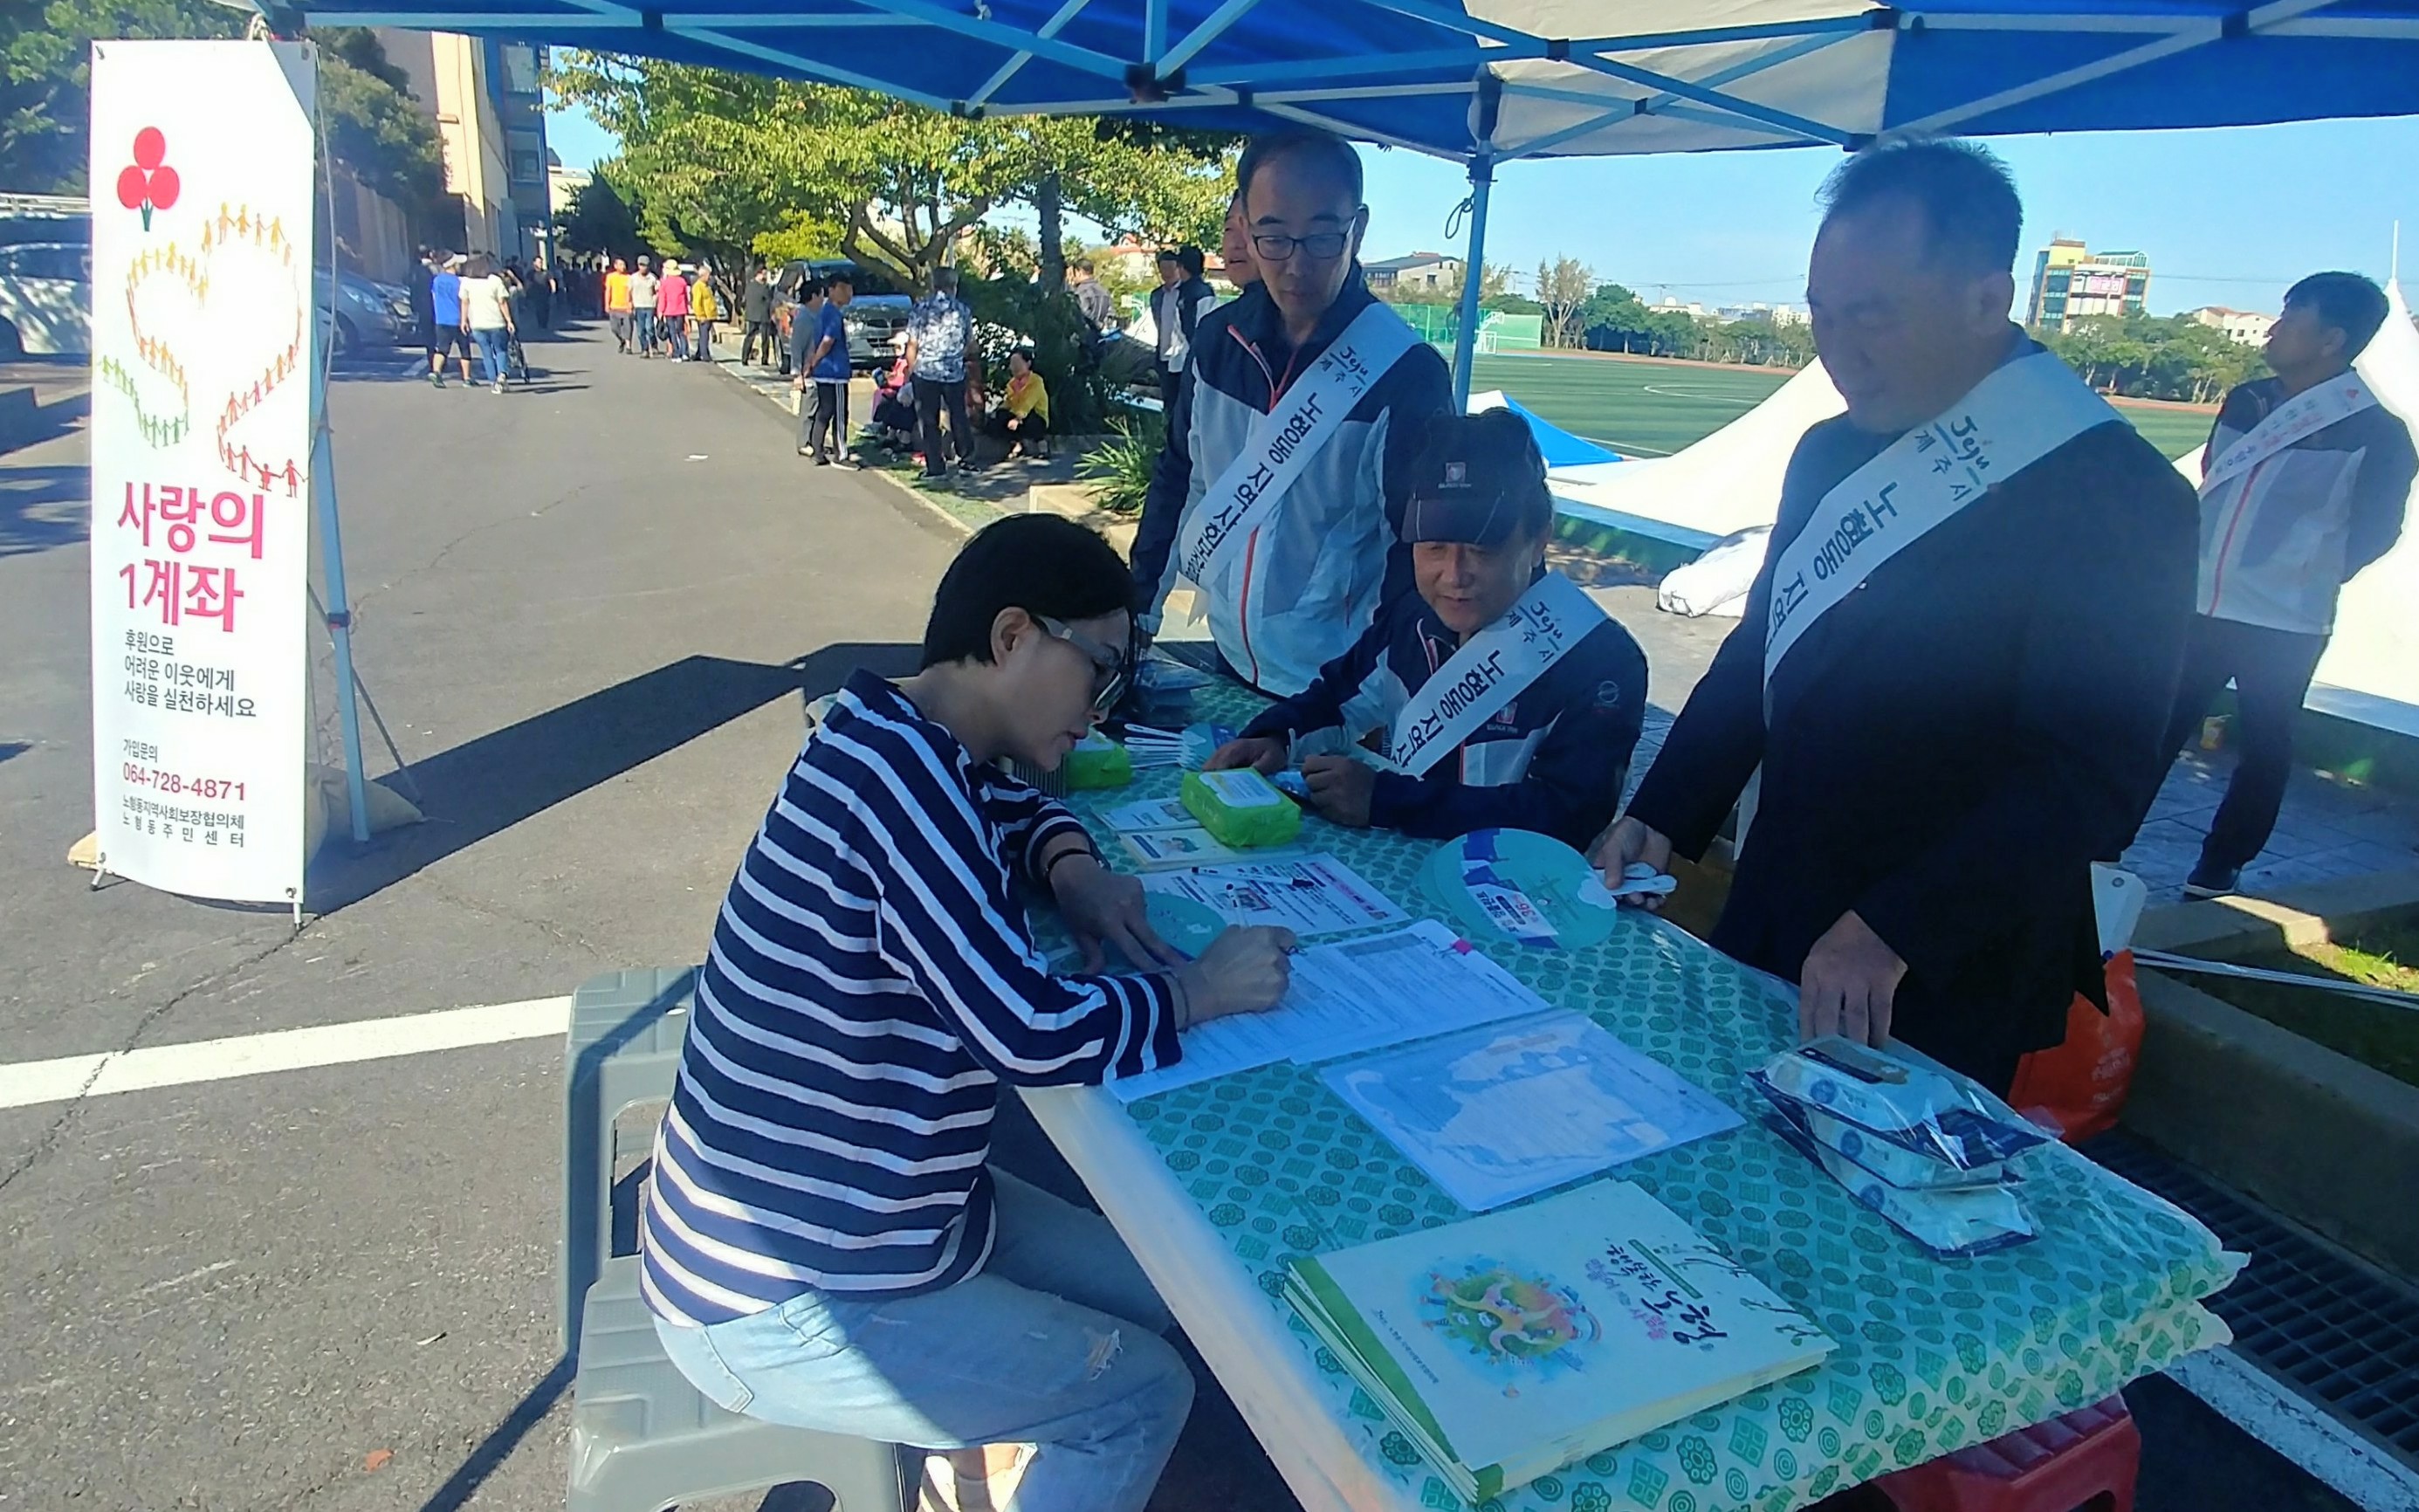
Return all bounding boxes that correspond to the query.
[0,326,964,1510]
[0,325,2368,1512]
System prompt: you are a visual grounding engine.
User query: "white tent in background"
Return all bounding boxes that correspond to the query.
[1548,360,1848,549]
[2175,280,2419,739]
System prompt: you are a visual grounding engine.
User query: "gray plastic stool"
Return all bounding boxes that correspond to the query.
[568,1257,908,1512]
[562,966,698,1350]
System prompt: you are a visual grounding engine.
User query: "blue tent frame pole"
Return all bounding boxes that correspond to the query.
[307,356,373,847]
[1448,153,1494,410]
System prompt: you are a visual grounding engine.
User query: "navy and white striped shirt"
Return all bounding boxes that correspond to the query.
[640,670,1184,1327]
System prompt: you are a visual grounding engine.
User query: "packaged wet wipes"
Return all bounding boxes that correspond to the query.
[1753,1081,2015,1192]
[1181,766,1303,849]
[1764,1114,2037,1257]
[1756,1037,2051,1171]
[1062,732,1134,790]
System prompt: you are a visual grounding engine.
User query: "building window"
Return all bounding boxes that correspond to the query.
[512,150,545,186]
[500,42,539,94]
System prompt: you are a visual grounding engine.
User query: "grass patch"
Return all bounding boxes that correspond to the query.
[2188,922,2419,1089]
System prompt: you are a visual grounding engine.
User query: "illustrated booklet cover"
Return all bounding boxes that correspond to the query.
[1282,1179,1834,1502]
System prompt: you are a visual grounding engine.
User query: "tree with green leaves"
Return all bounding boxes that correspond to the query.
[3,1,440,217]
[1534,256,1594,348]
[547,54,1234,292]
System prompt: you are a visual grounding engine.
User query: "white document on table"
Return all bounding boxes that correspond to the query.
[1322,1010,1743,1211]
[1140,855,1406,939]
[1108,920,1548,1103]
[1100,797,1198,834]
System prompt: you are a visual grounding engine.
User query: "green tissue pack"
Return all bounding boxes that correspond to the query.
[1180,766,1302,849]
[1062,732,1134,791]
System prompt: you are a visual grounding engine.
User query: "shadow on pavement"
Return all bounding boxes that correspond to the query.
[0,388,89,460]
[413,1355,577,1512]
[0,462,89,555]
[307,642,918,912]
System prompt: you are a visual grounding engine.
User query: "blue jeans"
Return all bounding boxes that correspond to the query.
[635,309,657,353]
[471,326,510,384]
[653,1170,1192,1512]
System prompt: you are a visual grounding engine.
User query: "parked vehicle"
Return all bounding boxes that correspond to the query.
[782,258,911,370]
[0,241,91,357]
[318,268,415,356]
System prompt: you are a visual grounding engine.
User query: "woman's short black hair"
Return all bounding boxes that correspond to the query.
[921,515,1133,669]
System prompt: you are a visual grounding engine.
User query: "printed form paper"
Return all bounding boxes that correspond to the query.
[1139,855,1407,938]
[1109,921,1548,1103]
[1322,1011,1743,1211]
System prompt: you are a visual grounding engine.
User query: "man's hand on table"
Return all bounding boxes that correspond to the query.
[1590,815,1674,910]
[1798,910,1907,1049]
[1206,736,1287,773]
[1052,854,1184,972]
[1176,926,1295,1027]
[1300,755,1375,828]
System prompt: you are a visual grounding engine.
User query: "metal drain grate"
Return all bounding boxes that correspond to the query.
[2084,1131,2419,1467]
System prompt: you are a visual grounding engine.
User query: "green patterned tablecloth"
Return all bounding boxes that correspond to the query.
[1054,682,2240,1512]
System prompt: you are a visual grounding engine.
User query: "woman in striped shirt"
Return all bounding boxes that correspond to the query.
[642,514,1293,1512]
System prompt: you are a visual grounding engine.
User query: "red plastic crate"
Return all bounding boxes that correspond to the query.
[1876,1395,2139,1512]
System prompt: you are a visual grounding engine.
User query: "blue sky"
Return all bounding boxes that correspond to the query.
[546,105,2419,318]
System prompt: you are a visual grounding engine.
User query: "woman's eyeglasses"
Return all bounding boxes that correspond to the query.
[1037,616,1133,715]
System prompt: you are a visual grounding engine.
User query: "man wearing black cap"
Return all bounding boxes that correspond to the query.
[1207,410,1647,847]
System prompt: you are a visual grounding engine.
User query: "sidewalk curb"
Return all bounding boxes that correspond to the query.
[700,352,992,540]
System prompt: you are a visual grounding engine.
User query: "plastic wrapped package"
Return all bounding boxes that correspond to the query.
[1181,766,1304,848]
[1751,1077,2015,1192]
[1062,732,1134,790]
[1756,1037,2051,1171]
[1764,1114,2038,1256]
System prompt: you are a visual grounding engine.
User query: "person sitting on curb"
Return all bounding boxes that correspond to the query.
[985,347,1052,460]
[1210,409,1646,847]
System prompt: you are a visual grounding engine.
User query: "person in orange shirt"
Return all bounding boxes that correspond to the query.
[603,258,634,354]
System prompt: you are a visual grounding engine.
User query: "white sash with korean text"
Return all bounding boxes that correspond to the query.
[1763,351,2118,684]
[1173,300,1422,589]
[1385,572,1605,777]
[2199,375,2377,494]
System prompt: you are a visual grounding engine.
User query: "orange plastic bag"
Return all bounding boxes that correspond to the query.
[2008,950,2144,1144]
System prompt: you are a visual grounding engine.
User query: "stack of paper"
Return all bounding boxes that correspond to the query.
[1285,1180,1834,1502]
[1322,1011,1743,1211]
[1110,920,1547,1103]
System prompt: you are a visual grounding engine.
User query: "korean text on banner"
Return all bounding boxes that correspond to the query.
[88,40,317,904]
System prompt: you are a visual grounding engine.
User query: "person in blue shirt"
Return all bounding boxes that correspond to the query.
[1209,409,1648,848]
[427,253,472,388]
[793,271,856,464]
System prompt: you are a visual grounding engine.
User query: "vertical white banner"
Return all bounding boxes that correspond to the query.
[89,41,316,904]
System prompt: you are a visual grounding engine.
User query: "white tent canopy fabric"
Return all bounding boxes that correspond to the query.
[1548,358,1847,546]
[2175,279,2419,736]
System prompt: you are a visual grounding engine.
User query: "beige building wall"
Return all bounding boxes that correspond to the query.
[375,28,512,257]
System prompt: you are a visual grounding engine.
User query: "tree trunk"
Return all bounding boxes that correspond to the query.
[1037,171,1066,292]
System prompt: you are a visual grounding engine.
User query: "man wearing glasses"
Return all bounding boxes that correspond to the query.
[1130,127,1453,698]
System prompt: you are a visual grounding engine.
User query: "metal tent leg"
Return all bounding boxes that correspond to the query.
[1449,154,1495,411]
[306,391,372,846]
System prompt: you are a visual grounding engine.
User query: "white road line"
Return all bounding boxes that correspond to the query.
[2165,1347,2419,1512]
[0,997,574,1111]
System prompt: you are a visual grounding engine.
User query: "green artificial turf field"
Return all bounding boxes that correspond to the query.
[1468,350,2216,461]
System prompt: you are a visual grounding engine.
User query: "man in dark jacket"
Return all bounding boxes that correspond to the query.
[2152,272,2416,897]
[741,266,779,368]
[1130,127,1453,698]
[1594,139,2198,1092]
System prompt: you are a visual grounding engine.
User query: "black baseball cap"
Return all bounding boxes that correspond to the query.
[1399,409,1553,546]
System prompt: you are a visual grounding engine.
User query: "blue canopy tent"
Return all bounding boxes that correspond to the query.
[269,0,2419,402]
